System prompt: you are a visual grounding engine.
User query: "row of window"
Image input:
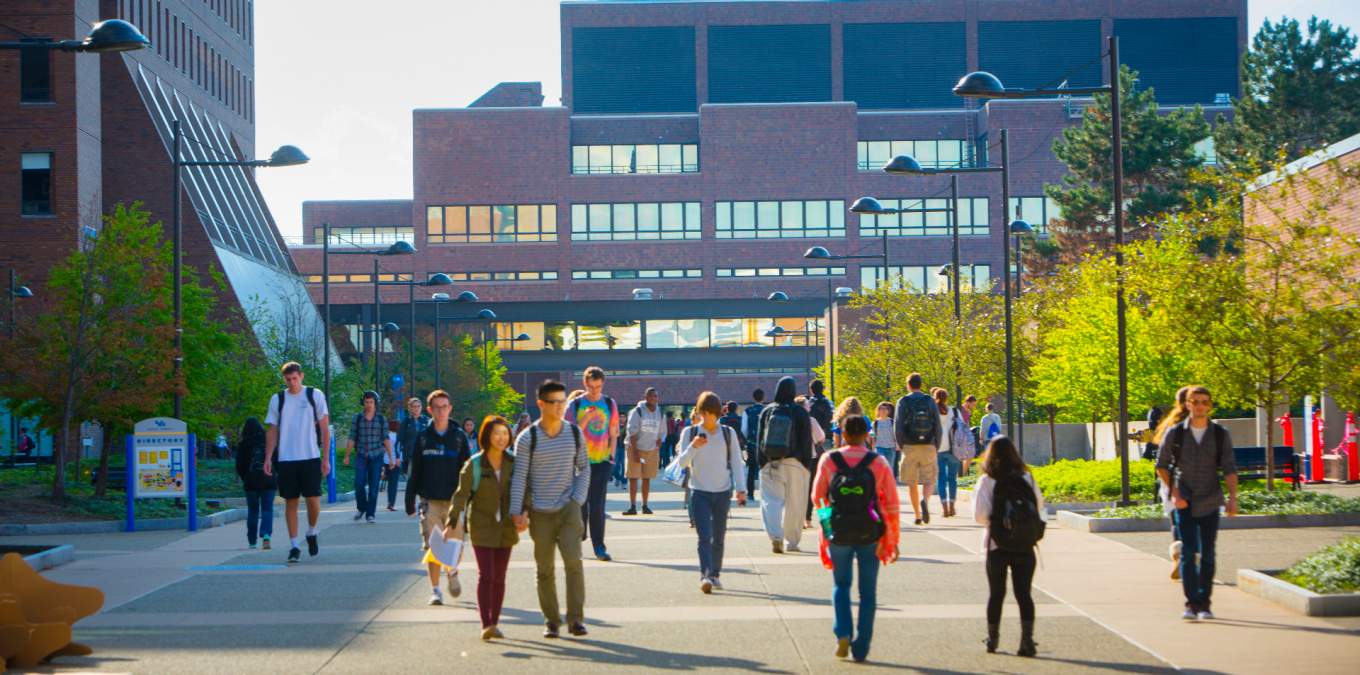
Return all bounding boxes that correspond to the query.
[859,198,991,237]
[571,144,699,175]
[714,200,847,239]
[860,265,992,293]
[572,269,702,280]
[304,273,415,284]
[1008,197,1061,235]
[857,140,971,171]
[716,266,846,278]
[570,202,702,241]
[493,318,825,351]
[313,226,415,247]
[303,264,997,288]
[118,0,254,121]
[426,204,558,244]
[566,368,807,378]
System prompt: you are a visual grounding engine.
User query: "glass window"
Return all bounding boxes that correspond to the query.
[571,146,588,174]
[429,204,556,243]
[858,139,970,171]
[716,200,846,239]
[611,145,633,173]
[682,144,698,172]
[859,198,989,238]
[710,318,744,348]
[571,202,700,241]
[645,320,677,349]
[545,322,576,351]
[588,145,611,174]
[571,143,699,174]
[659,144,681,173]
[676,319,709,349]
[609,321,642,350]
[19,44,52,103]
[20,152,52,216]
[635,144,659,173]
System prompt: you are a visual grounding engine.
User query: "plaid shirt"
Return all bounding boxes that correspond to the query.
[352,413,389,457]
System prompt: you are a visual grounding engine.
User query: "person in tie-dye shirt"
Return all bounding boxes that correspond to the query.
[565,366,620,561]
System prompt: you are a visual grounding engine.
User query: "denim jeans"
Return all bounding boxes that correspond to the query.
[354,453,384,518]
[936,452,961,502]
[244,489,275,545]
[1175,509,1220,610]
[581,462,611,554]
[385,464,400,509]
[830,542,880,661]
[875,448,898,482]
[690,489,732,579]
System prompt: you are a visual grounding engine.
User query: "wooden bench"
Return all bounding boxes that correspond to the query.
[1232,446,1301,490]
[89,467,128,491]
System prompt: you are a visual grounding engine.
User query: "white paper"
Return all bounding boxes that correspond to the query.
[427,527,464,569]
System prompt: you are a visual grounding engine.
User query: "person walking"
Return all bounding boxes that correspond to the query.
[512,380,590,638]
[957,395,979,477]
[463,418,480,454]
[975,435,1047,656]
[742,389,766,499]
[394,398,427,515]
[623,387,665,515]
[978,402,1003,446]
[831,397,865,448]
[808,379,834,452]
[262,362,331,564]
[1152,386,1192,580]
[811,415,900,662]
[405,389,472,606]
[872,402,898,482]
[514,412,532,438]
[234,417,275,550]
[383,418,402,512]
[343,391,395,523]
[675,392,748,593]
[895,373,942,526]
[756,376,815,554]
[447,415,520,640]
[1156,385,1237,621]
[564,367,619,561]
[933,388,963,518]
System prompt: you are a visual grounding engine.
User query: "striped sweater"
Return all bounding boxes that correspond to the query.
[509,421,588,515]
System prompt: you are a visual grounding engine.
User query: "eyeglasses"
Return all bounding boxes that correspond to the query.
[540,398,567,405]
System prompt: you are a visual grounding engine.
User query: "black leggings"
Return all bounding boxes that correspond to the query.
[986,548,1036,624]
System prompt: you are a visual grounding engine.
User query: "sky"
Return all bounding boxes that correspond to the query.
[253,0,1360,241]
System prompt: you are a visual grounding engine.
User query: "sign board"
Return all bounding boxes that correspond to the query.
[132,417,188,498]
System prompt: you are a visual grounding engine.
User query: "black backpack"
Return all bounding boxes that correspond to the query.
[760,404,797,461]
[903,395,936,445]
[989,473,1046,552]
[743,405,763,450]
[809,396,833,435]
[827,452,885,546]
[276,387,323,447]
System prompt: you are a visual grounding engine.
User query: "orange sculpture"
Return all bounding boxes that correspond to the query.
[0,552,103,669]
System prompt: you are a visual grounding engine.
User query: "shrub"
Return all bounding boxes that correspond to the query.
[1091,490,1360,518]
[1030,459,1159,502]
[1278,537,1360,595]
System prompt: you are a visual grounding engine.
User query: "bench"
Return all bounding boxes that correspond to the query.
[1232,446,1301,490]
[90,467,128,491]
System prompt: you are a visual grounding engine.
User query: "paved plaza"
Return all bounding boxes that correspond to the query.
[16,483,1360,674]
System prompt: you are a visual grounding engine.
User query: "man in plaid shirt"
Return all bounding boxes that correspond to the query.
[344,390,396,523]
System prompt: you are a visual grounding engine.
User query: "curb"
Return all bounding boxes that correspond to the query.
[1057,510,1360,533]
[1237,568,1360,616]
[0,491,355,536]
[22,543,75,571]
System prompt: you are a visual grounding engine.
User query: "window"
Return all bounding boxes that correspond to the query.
[571,143,699,174]
[1193,137,1218,167]
[19,44,51,102]
[577,322,643,350]
[494,322,546,351]
[484,317,825,350]
[860,264,992,293]
[716,266,846,278]
[21,153,53,216]
[857,140,969,171]
[426,204,557,243]
[304,273,413,284]
[1007,197,1061,235]
[859,198,989,237]
[571,202,700,241]
[715,200,845,239]
[445,271,558,282]
[312,226,414,246]
[644,319,711,349]
[572,268,701,280]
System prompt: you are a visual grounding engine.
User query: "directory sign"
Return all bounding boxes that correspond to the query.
[132,417,188,498]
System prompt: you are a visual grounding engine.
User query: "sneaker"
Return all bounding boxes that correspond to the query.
[700,578,713,594]
[642,505,654,515]
[490,626,504,639]
[287,547,301,564]
[914,518,924,526]
[568,622,589,637]
[262,537,271,551]
[1197,610,1215,621]
[772,540,784,554]
[921,499,930,524]
[709,577,723,591]
[354,512,363,521]
[595,549,612,562]
[307,533,319,557]
[428,589,443,606]
[248,542,258,550]
[786,543,802,553]
[543,624,560,639]
[622,507,638,516]
[386,506,397,512]
[481,625,500,641]
[447,571,461,598]
[836,637,851,658]
[1181,609,1198,621]
[365,515,375,524]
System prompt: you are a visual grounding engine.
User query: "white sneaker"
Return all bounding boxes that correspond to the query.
[428,589,443,606]
[785,543,802,553]
[700,578,713,594]
[1197,610,1215,621]
[1181,609,1197,621]
[447,571,461,598]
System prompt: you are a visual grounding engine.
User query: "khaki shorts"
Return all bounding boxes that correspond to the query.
[899,444,938,486]
[627,449,660,479]
[419,499,452,541]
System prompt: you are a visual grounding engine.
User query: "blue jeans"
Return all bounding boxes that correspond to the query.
[830,542,880,661]
[1175,509,1220,610]
[244,489,275,545]
[936,452,960,501]
[691,489,732,579]
[385,464,400,509]
[875,448,898,481]
[354,453,384,518]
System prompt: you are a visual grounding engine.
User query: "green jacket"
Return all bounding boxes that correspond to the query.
[447,451,519,548]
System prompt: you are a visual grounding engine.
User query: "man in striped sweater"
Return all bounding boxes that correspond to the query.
[510,380,590,639]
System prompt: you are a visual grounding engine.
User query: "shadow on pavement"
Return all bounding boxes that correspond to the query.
[494,637,795,672]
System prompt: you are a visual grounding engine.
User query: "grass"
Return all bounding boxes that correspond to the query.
[0,456,356,523]
[1091,490,1360,519]
[1278,537,1360,595]
[1024,458,1267,504]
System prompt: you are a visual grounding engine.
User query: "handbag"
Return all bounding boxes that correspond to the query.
[661,427,692,487]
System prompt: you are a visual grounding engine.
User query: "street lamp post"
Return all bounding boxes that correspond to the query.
[953,36,1131,503]
[319,228,414,404]
[0,19,149,53]
[7,271,34,464]
[425,292,482,390]
[1010,220,1035,454]
[764,325,818,382]
[483,329,531,401]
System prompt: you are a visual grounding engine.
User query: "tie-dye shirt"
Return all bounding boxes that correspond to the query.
[568,395,619,464]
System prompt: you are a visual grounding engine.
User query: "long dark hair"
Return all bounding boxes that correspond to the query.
[240,417,266,448]
[983,435,1027,479]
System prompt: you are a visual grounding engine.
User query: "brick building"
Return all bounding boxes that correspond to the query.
[1,1,325,369]
[289,0,1246,409]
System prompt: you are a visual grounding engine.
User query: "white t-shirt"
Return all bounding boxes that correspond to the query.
[265,387,330,462]
[938,411,953,453]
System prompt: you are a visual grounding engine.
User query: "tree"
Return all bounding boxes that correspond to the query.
[1042,65,1211,267]
[1216,17,1360,171]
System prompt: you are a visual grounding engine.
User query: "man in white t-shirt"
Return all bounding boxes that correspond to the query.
[264,361,332,564]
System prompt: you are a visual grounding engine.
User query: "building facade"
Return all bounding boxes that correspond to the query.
[290,0,1246,407]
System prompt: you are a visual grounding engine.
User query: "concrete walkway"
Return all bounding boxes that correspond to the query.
[17,481,1360,673]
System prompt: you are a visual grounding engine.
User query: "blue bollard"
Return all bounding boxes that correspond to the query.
[327,433,337,504]
[187,433,197,532]
[125,434,136,532]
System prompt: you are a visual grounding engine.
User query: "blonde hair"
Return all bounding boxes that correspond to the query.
[833,397,864,425]
[1153,385,1192,444]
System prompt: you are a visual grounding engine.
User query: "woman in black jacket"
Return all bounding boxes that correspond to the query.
[235,417,277,549]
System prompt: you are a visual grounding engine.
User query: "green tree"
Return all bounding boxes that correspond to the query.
[1216,17,1360,170]
[1043,65,1211,267]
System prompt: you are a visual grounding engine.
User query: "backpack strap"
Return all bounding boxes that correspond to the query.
[470,451,484,493]
[570,423,582,454]
[829,451,850,472]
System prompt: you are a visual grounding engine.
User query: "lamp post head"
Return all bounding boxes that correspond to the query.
[632,288,654,301]
[803,245,833,260]
[848,197,893,215]
[937,263,953,276]
[1009,219,1035,235]
[883,155,928,175]
[764,326,787,338]
[515,333,532,342]
[425,273,454,287]
[477,308,497,320]
[13,286,34,299]
[430,292,450,303]
[69,19,151,53]
[834,286,855,300]
[265,145,309,167]
[455,290,479,303]
[381,322,401,333]
[767,291,790,302]
[953,71,1010,99]
[383,240,417,256]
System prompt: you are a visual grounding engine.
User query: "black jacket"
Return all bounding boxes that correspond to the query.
[756,376,815,471]
[405,422,472,513]
[235,418,277,492]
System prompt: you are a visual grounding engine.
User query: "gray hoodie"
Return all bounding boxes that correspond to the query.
[626,400,666,451]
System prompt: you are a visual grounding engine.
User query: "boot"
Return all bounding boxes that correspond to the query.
[1018,621,1037,657]
[984,623,999,653]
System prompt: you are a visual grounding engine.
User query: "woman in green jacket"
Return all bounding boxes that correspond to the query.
[447,414,520,640]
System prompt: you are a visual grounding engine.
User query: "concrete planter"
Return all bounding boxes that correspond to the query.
[0,491,355,536]
[1058,510,1360,533]
[1238,568,1360,616]
[21,544,75,571]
